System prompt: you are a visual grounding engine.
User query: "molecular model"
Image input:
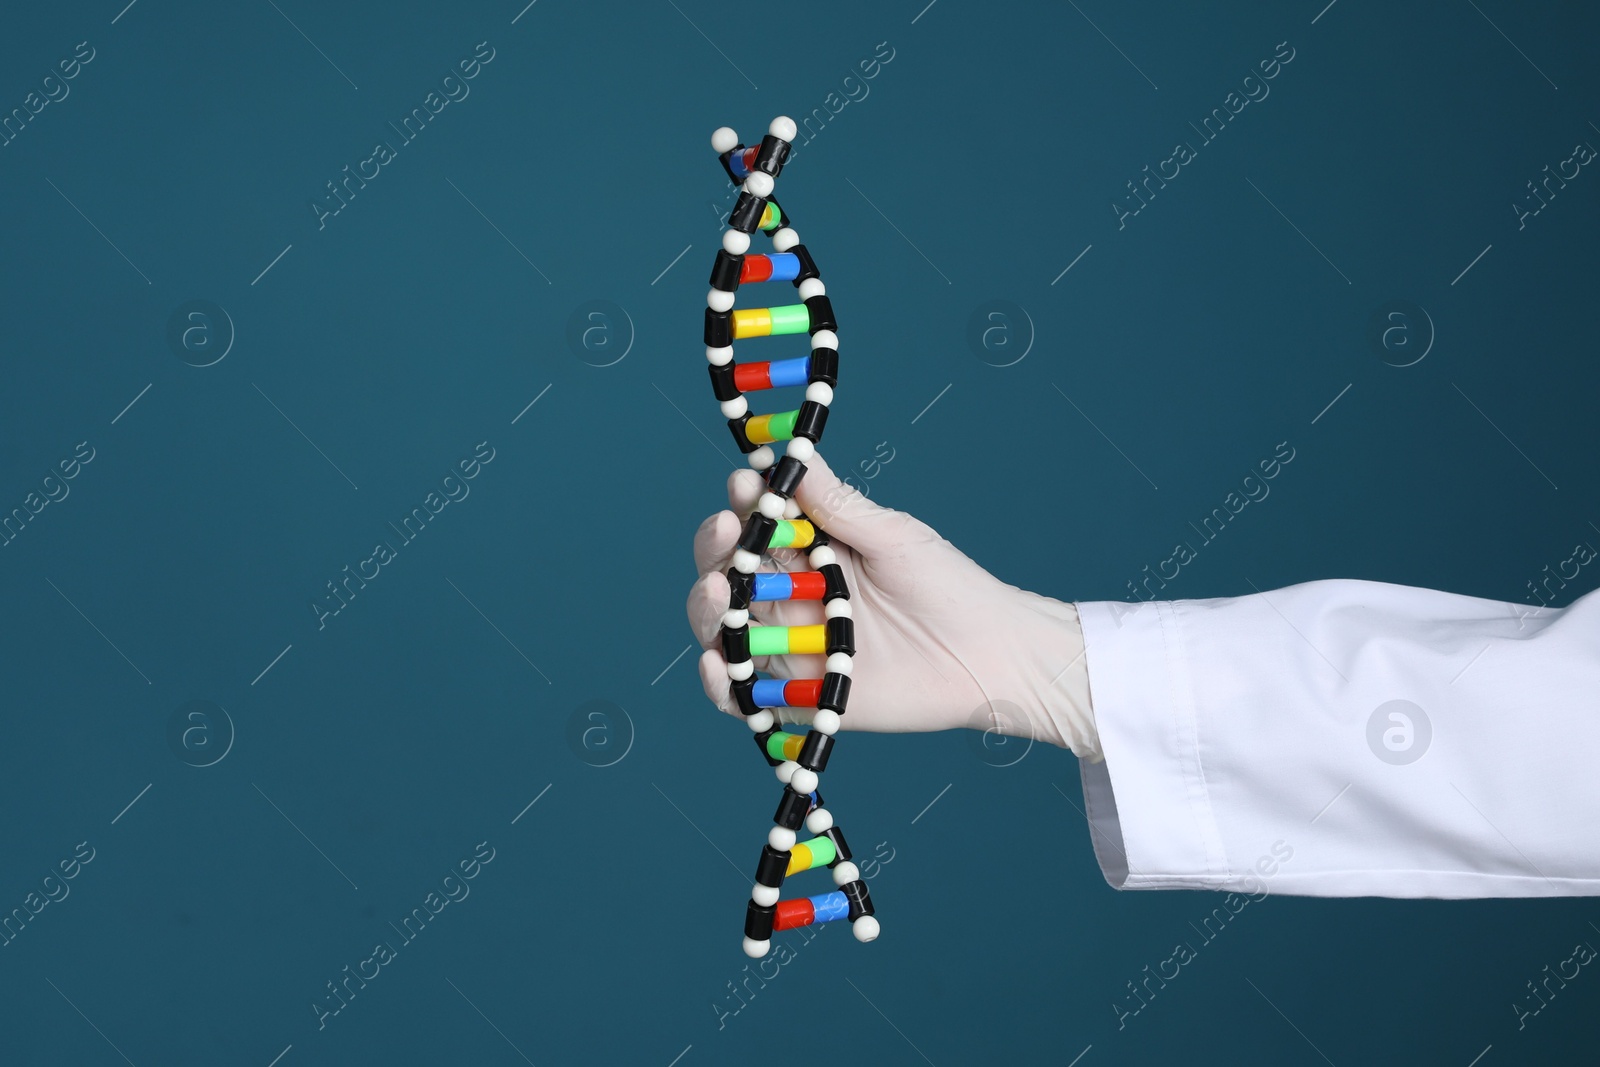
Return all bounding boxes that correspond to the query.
[703,116,880,958]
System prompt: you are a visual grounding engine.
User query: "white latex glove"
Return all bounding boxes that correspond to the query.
[686,451,1102,759]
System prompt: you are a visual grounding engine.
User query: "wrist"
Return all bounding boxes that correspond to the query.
[1018,595,1101,760]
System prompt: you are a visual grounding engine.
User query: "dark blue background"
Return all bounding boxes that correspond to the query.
[1,0,1595,1063]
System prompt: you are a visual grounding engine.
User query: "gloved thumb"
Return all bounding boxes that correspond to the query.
[794,450,905,558]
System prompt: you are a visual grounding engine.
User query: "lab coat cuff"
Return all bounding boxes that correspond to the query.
[1074,598,1231,890]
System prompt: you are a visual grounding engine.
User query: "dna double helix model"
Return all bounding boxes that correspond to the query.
[701,116,879,957]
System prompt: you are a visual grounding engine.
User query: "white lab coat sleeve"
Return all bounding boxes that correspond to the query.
[1074,579,1600,898]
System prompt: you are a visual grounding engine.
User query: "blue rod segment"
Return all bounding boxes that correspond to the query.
[810,891,850,923]
[752,679,789,706]
[766,253,801,282]
[728,151,750,180]
[751,572,794,601]
[767,355,810,388]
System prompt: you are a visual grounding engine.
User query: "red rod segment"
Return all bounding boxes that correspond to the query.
[733,362,773,392]
[783,679,823,707]
[740,255,775,284]
[774,897,816,931]
[787,571,826,600]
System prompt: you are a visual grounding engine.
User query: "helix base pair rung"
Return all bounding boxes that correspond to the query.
[744,820,879,956]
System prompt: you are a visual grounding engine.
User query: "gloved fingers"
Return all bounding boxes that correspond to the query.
[793,451,889,557]
[688,570,731,649]
[693,509,741,578]
[774,705,816,729]
[697,648,737,717]
[726,467,767,517]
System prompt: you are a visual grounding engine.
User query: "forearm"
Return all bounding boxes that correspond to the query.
[1074,579,1600,896]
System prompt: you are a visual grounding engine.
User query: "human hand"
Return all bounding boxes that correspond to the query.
[685,451,1100,758]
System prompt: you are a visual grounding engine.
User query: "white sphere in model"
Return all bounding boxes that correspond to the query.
[751,884,780,907]
[769,115,797,141]
[813,708,841,735]
[790,768,819,795]
[805,807,833,833]
[746,709,775,732]
[743,935,770,959]
[744,171,774,198]
[711,127,739,154]
[723,229,751,255]
[768,826,796,851]
[852,915,880,942]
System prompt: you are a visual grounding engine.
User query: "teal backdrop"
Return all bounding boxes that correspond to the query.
[1,0,1596,1063]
